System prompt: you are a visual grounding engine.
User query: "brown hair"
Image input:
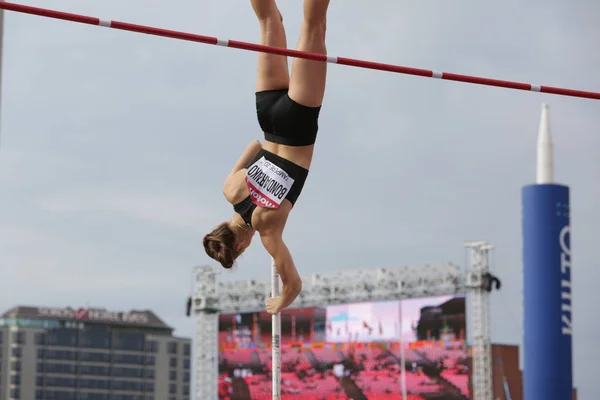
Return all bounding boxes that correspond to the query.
[203,222,239,269]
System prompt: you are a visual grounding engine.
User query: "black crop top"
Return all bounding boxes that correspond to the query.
[232,149,309,228]
[233,196,257,228]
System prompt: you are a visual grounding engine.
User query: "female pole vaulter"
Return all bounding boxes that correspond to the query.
[203,0,331,315]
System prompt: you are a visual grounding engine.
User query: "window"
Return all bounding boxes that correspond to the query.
[112,367,143,378]
[167,342,178,355]
[41,376,76,388]
[169,383,177,394]
[46,329,78,347]
[11,361,21,372]
[183,385,189,395]
[145,369,155,379]
[183,371,190,382]
[11,347,22,358]
[9,388,20,399]
[77,378,109,390]
[145,340,158,353]
[113,353,144,365]
[109,380,143,391]
[79,365,110,376]
[169,357,177,368]
[10,374,21,385]
[183,358,190,370]
[81,329,110,349]
[183,343,191,356]
[169,370,177,380]
[145,355,155,365]
[44,349,77,361]
[82,394,110,400]
[81,352,110,363]
[35,333,45,345]
[113,332,144,352]
[11,332,25,345]
[43,363,77,374]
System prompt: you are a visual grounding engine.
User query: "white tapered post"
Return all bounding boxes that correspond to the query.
[271,257,281,400]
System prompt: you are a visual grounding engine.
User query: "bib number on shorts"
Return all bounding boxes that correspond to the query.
[245,157,295,209]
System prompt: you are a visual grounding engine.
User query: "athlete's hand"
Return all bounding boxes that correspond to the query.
[265,296,283,315]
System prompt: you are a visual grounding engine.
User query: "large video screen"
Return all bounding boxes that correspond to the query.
[218,295,469,400]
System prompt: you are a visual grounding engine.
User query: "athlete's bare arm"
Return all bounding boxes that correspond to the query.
[223,140,263,203]
[260,229,302,312]
[228,140,263,177]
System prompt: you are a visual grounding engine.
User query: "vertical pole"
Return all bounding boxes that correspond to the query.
[399,302,407,400]
[271,257,281,400]
[0,1,5,152]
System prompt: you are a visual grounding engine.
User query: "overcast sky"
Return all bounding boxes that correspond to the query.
[0,0,598,397]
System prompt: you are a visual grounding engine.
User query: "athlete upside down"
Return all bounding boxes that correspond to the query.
[203,0,330,315]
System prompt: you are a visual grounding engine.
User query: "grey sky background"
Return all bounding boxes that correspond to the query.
[1,0,598,397]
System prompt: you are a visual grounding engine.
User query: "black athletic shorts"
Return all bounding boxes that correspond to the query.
[255,89,322,147]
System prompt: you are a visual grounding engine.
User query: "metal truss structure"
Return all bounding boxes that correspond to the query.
[191,241,498,400]
[465,242,495,400]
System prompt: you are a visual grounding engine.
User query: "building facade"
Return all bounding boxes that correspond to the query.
[0,306,191,400]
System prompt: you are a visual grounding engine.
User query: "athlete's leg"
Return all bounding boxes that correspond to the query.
[251,0,290,92]
[287,0,330,107]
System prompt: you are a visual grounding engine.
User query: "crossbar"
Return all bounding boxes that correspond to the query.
[1,2,599,100]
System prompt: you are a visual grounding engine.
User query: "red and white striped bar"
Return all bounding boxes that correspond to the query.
[2,1,599,101]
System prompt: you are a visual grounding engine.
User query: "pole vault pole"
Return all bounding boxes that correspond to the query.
[0,1,599,101]
[0,1,5,152]
[271,257,281,400]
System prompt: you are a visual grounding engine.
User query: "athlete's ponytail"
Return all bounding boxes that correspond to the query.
[203,222,238,269]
